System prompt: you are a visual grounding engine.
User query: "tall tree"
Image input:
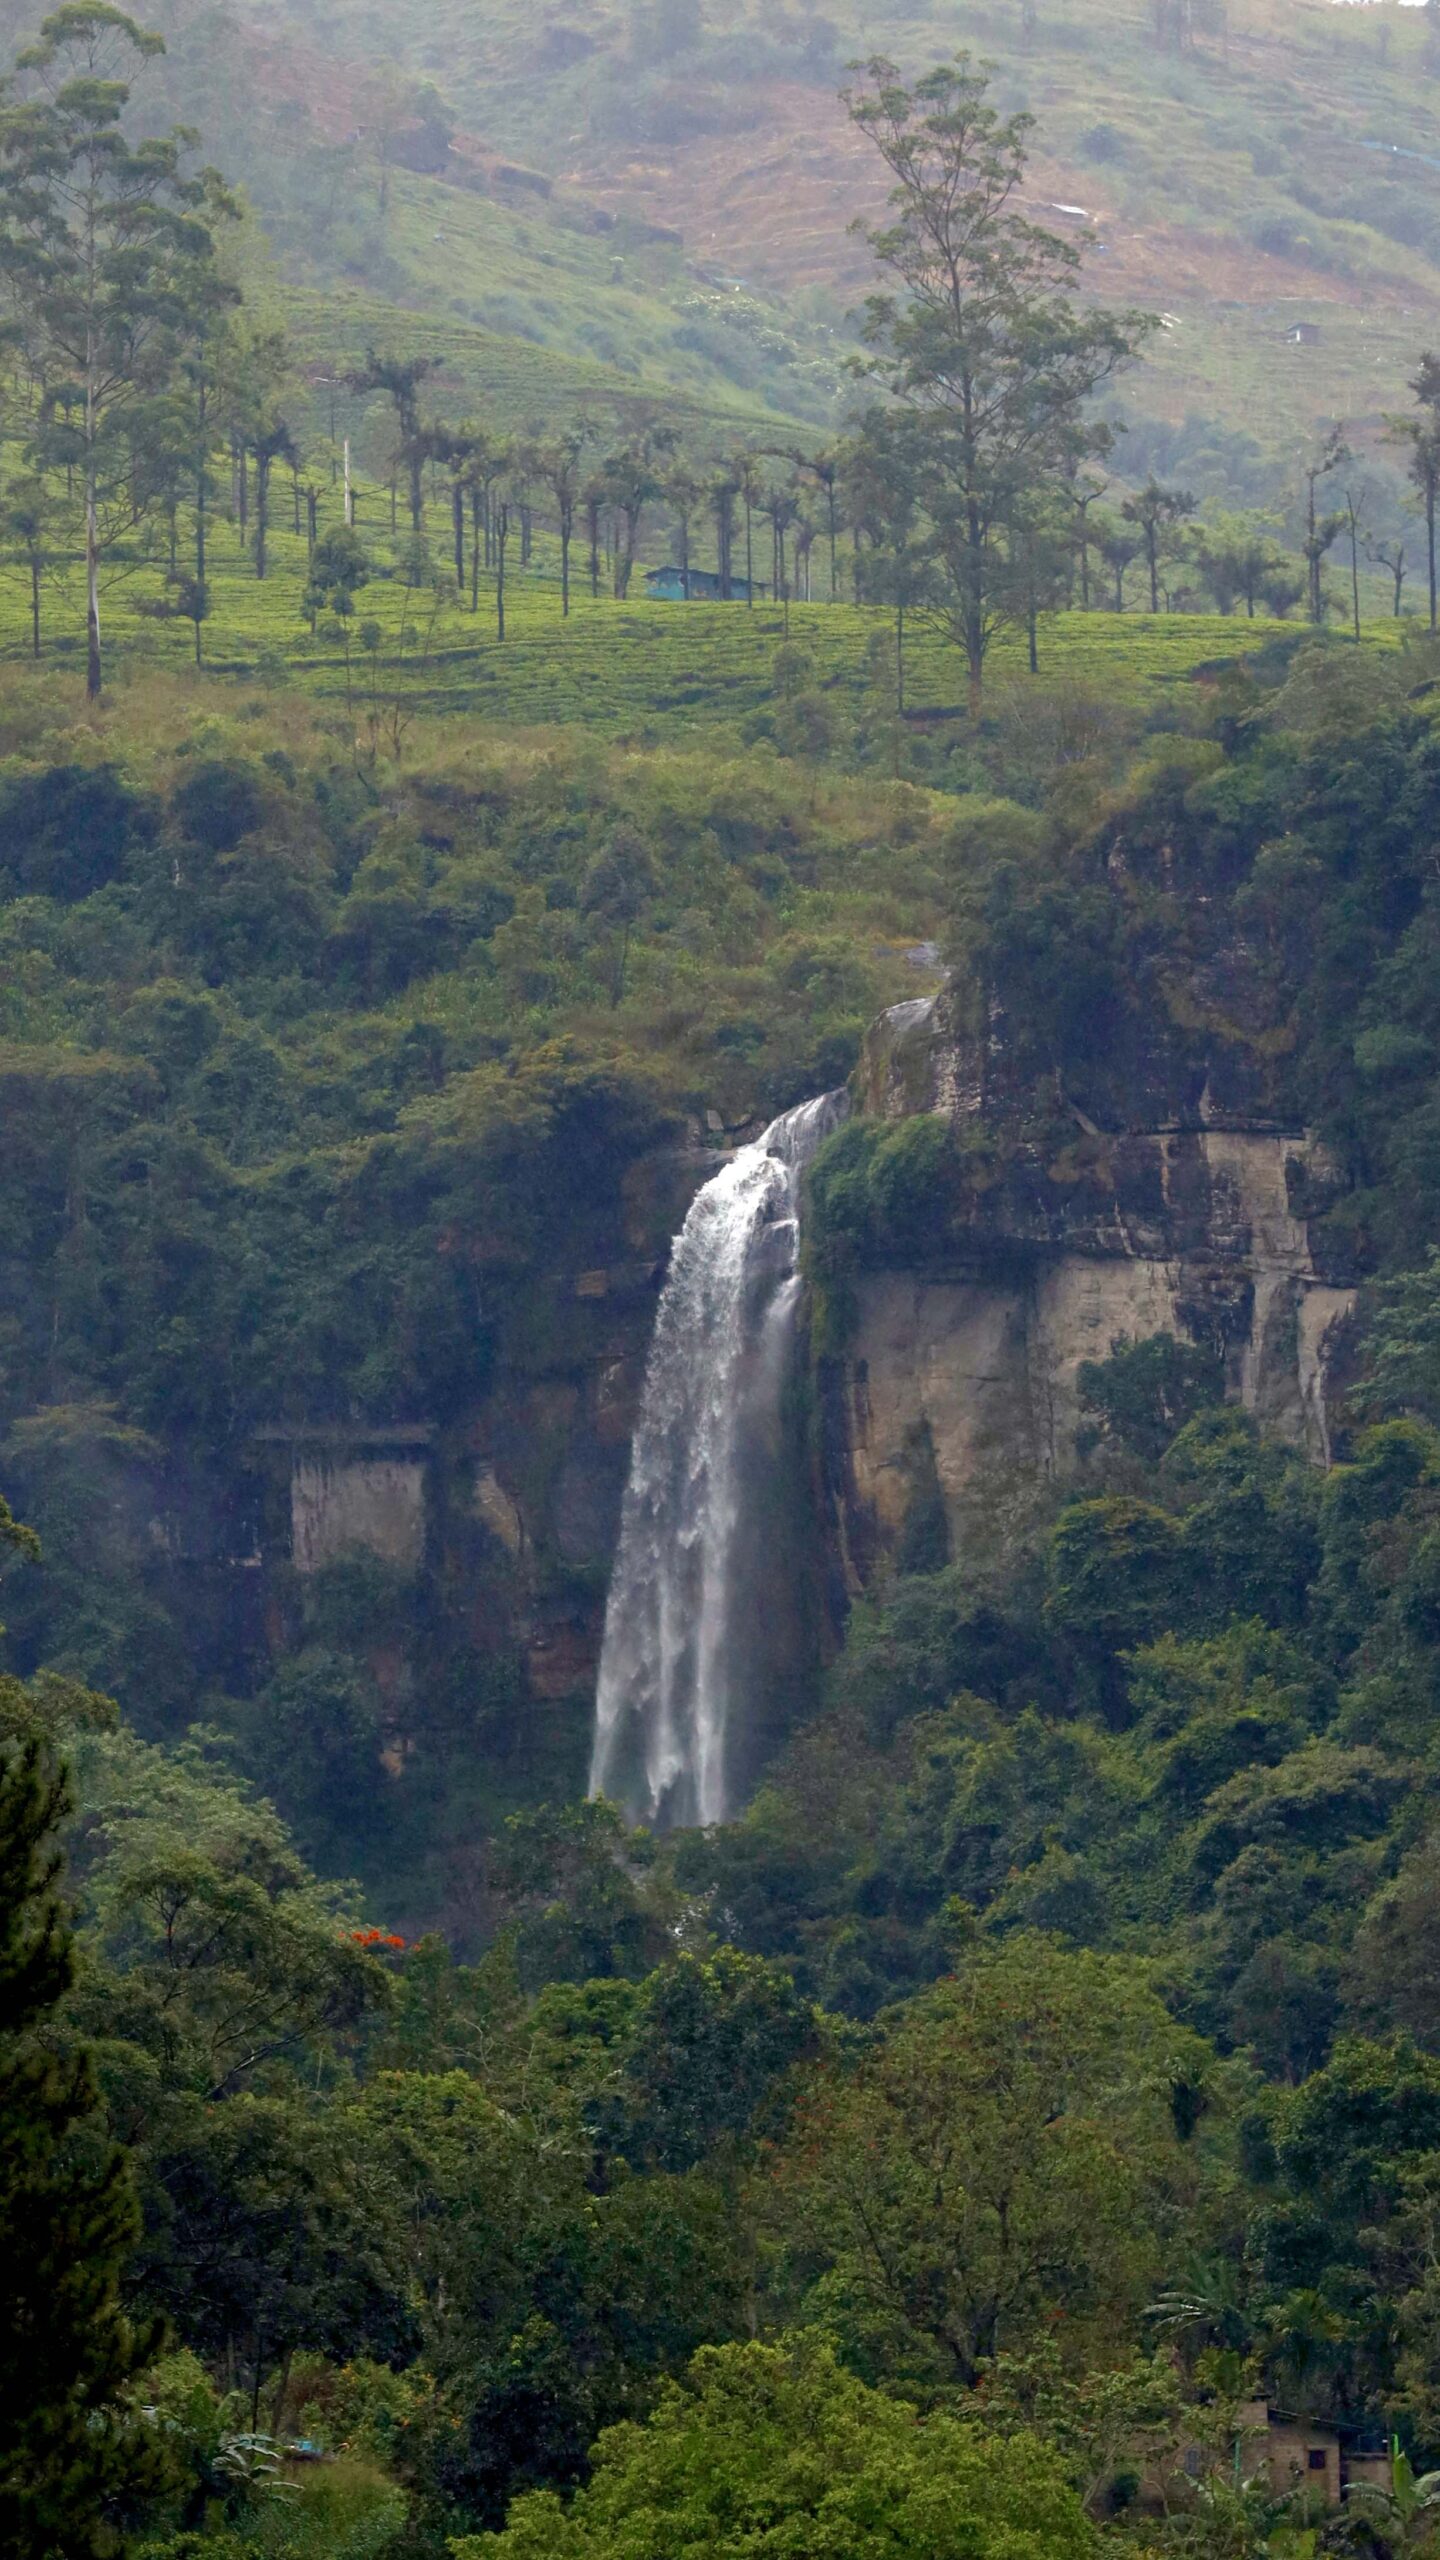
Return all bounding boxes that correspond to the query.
[533,420,590,617]
[709,456,740,599]
[846,415,939,718]
[0,1731,160,2553]
[1121,475,1195,613]
[1097,512,1141,610]
[347,345,442,533]
[771,1937,1213,2387]
[845,54,1150,709]
[0,2,226,697]
[172,177,239,622]
[1301,425,1349,628]
[1387,356,1440,633]
[1191,511,1288,618]
[664,453,704,599]
[594,423,674,599]
[0,473,55,655]
[250,411,296,580]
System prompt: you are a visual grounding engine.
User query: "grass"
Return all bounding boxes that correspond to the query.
[274,170,828,467]
[5,481,1388,744]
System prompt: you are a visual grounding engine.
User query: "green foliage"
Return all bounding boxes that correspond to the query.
[0,1737,163,2555]
[1078,1333,1227,1465]
[768,1935,1212,2387]
[462,2337,1098,2560]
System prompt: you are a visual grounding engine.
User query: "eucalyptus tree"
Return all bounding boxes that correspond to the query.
[844,53,1151,708]
[594,420,675,598]
[1300,423,1349,627]
[0,472,56,654]
[664,452,705,597]
[1097,513,1142,611]
[532,419,591,615]
[459,425,511,608]
[0,1,229,697]
[1387,354,1440,631]
[845,414,940,714]
[709,454,741,598]
[249,412,296,579]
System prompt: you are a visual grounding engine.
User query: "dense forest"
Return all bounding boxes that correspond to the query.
[11,1,1440,2557]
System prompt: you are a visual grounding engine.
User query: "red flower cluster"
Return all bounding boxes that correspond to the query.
[348,1927,407,1950]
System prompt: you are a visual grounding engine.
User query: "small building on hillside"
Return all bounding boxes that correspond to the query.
[644,566,765,602]
[1285,320,1321,346]
[1141,2401,1392,2512]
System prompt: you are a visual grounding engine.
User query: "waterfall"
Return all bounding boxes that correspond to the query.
[590,1090,849,1830]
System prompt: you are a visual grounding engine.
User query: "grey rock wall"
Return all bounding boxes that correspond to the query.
[824,994,1359,1595]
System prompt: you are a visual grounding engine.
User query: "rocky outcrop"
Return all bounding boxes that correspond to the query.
[238,1143,713,1742]
[823,991,1361,1593]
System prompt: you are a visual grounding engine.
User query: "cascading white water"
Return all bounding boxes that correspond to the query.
[590,1090,848,1830]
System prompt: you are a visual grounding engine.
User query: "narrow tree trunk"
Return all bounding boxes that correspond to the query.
[560,512,571,617]
[495,504,508,639]
[30,554,40,659]
[745,498,753,604]
[470,489,480,611]
[254,457,270,579]
[965,499,985,712]
[1429,483,1437,633]
[452,482,464,589]
[85,444,101,702]
[828,483,838,599]
[307,489,318,556]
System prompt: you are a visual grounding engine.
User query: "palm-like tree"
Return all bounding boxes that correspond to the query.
[1344,2451,1440,2560]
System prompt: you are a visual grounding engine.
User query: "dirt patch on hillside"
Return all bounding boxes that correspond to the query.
[560,79,1421,325]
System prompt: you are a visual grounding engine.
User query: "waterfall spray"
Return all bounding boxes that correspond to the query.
[590,1091,847,1830]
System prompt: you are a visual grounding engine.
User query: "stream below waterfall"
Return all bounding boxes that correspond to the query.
[589,1089,848,1830]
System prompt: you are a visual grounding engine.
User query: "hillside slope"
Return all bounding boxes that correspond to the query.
[150,0,1440,494]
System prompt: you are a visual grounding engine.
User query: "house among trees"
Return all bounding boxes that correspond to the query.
[644,565,765,600]
[1149,2402,1393,2510]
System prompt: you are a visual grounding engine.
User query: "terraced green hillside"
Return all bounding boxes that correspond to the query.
[151,0,1440,502]
[0,483,1379,743]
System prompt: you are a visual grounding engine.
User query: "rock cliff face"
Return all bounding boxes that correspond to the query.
[235,1143,710,1772]
[822,987,1361,1594]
